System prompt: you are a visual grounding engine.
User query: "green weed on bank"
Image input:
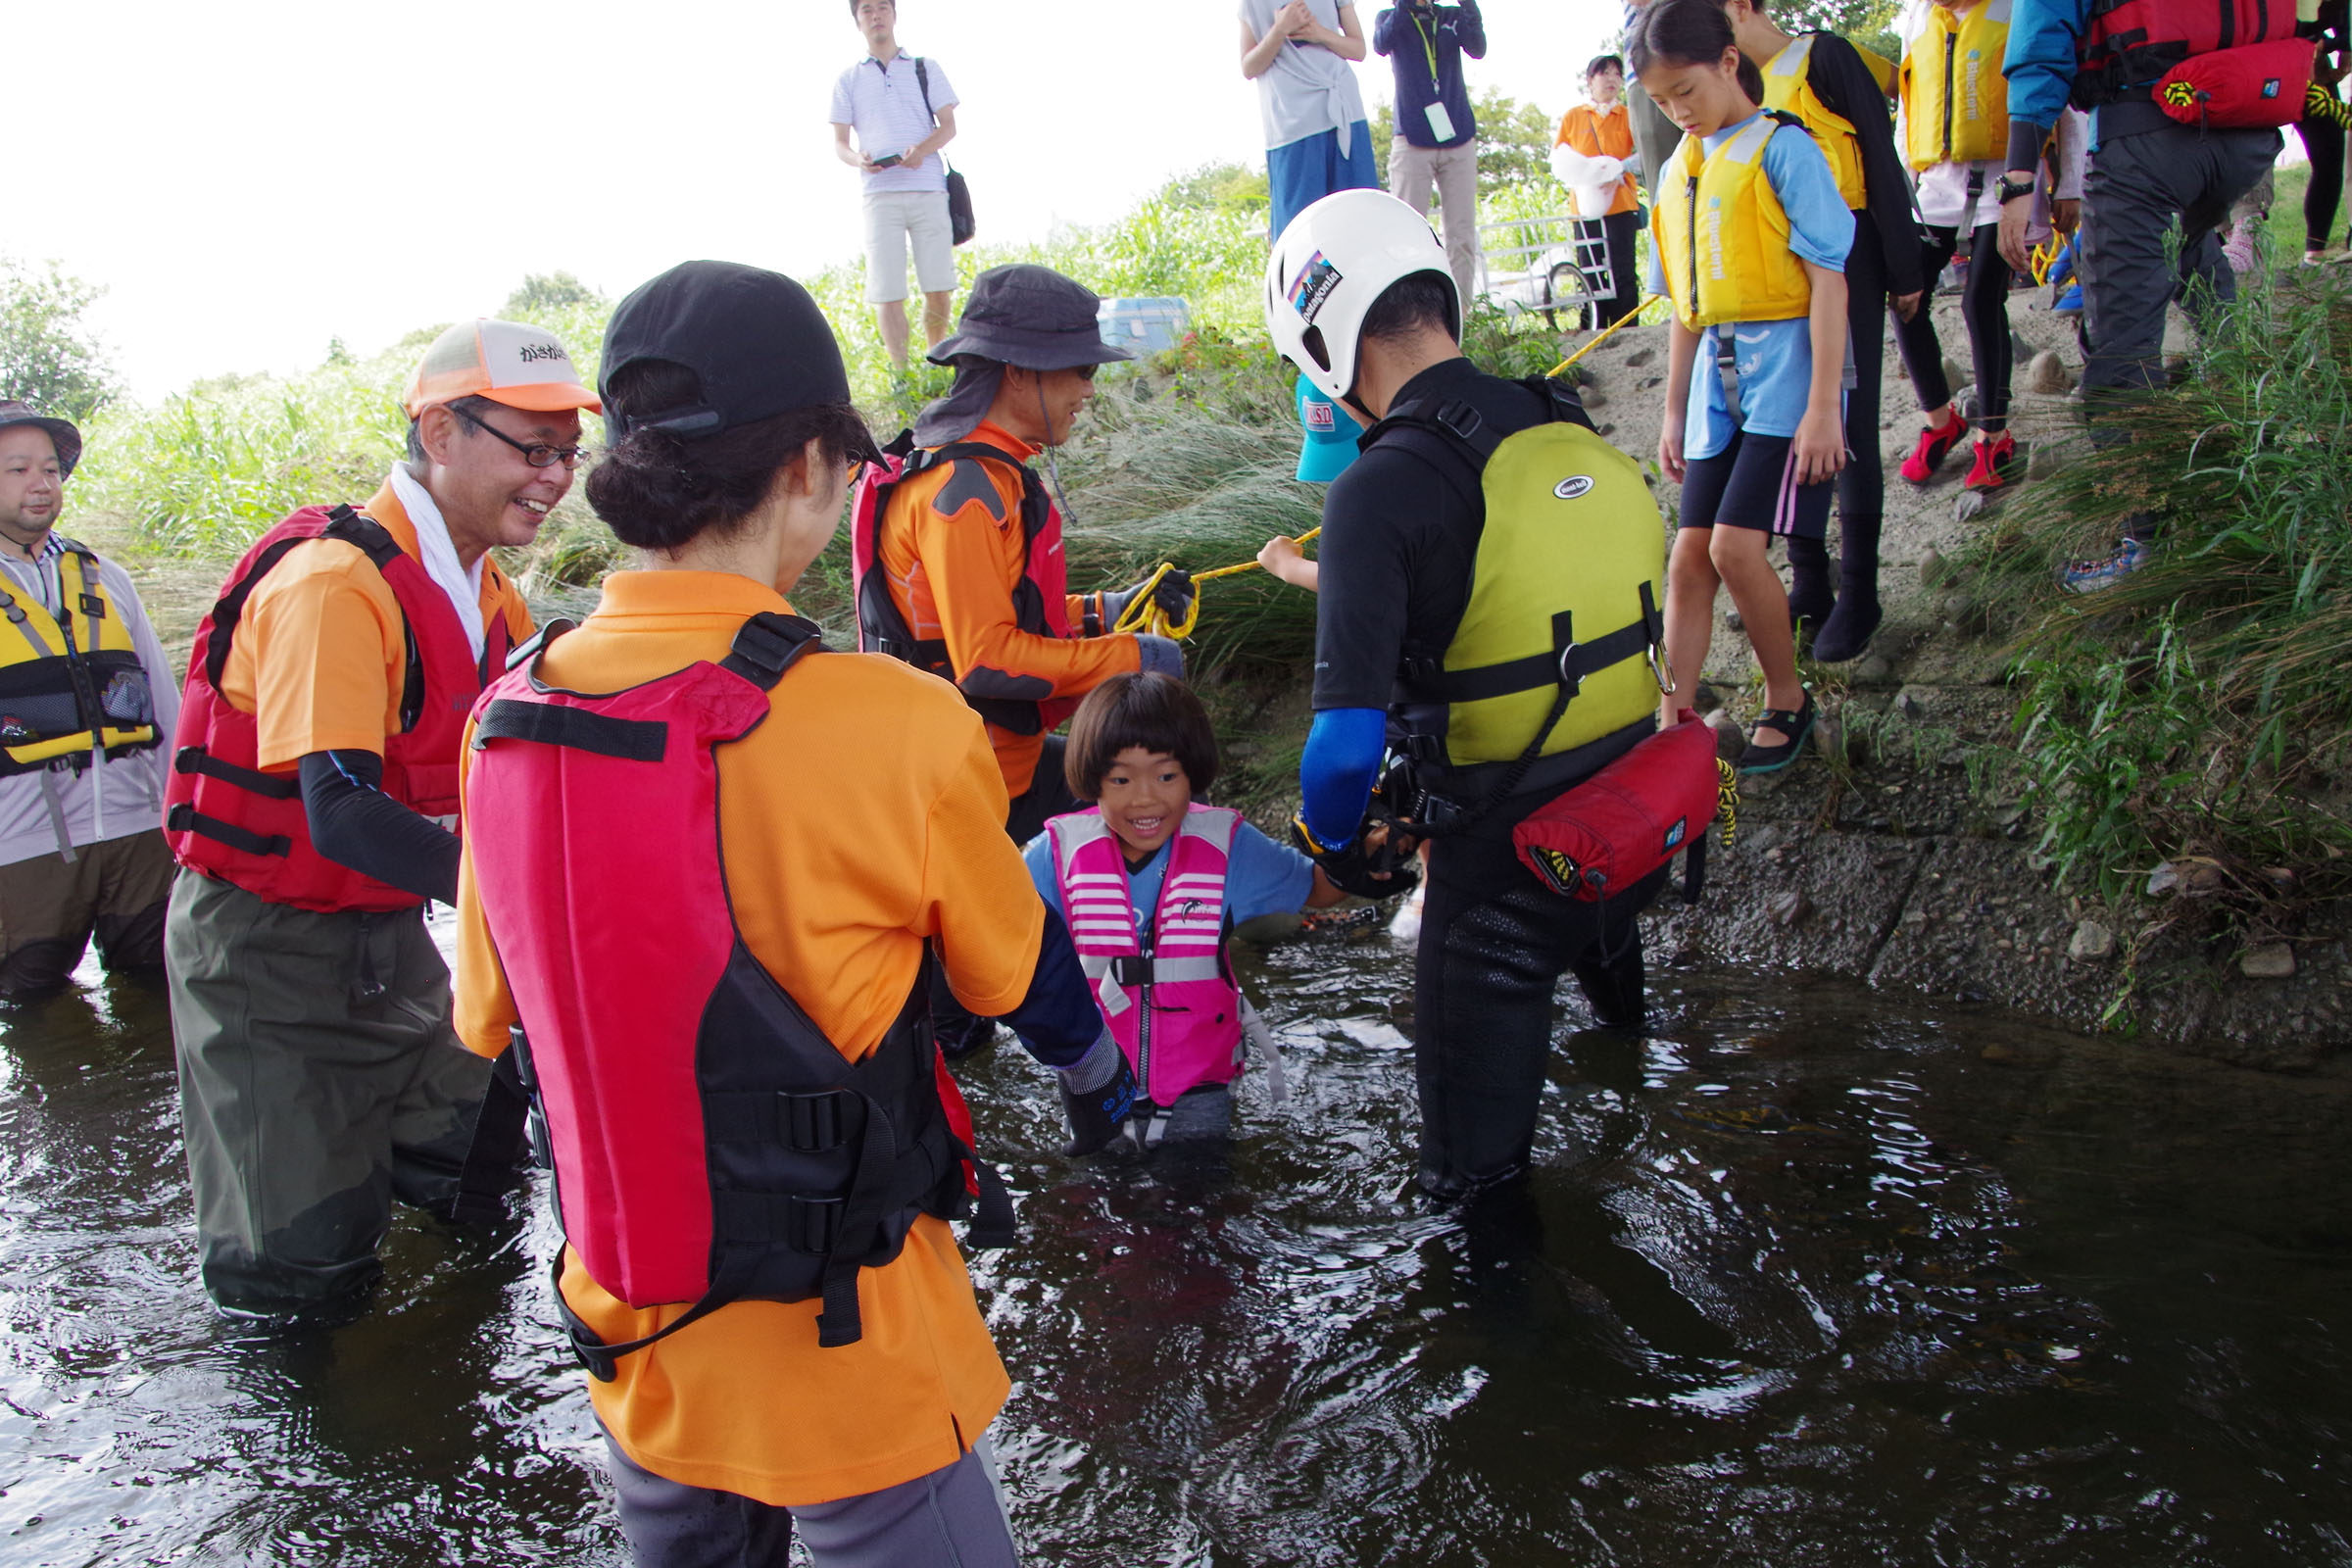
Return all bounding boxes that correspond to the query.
[1960,273,2352,917]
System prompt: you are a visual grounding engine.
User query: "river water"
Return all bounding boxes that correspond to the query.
[4,916,2348,1566]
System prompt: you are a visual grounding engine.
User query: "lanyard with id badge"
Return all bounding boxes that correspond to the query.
[1413,11,1456,141]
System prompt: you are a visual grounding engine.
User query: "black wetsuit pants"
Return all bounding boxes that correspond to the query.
[1788,214,1887,625]
[1894,222,2015,433]
[1585,210,1643,329]
[1412,794,1666,1200]
[2297,114,2345,251]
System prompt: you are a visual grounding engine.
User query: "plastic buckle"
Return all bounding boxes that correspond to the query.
[788,1195,844,1253]
[1401,731,1443,764]
[1110,955,1154,987]
[782,1090,847,1152]
[79,593,106,620]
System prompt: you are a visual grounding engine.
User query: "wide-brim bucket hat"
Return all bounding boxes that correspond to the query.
[927,265,1135,371]
[0,402,83,476]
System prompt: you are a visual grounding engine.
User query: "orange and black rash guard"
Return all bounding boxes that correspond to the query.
[455,570,1050,1507]
[875,419,1144,798]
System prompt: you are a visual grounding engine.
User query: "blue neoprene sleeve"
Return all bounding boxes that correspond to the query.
[999,905,1111,1072]
[1299,707,1388,848]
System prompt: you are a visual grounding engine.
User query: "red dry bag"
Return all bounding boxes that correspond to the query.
[1512,709,1727,905]
[2154,36,2316,127]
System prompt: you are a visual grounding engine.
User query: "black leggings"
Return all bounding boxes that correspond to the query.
[1586,210,1643,328]
[1892,221,2015,433]
[1837,214,1889,529]
[2298,114,2346,250]
[1412,799,1664,1200]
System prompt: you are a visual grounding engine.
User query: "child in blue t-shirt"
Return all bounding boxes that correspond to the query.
[1633,0,1853,775]
[1023,672,1345,1149]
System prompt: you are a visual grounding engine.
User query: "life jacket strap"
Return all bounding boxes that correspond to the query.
[165,801,292,858]
[471,699,668,761]
[174,744,302,801]
[718,612,826,689]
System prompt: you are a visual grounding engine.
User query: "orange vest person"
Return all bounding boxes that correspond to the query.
[165,319,600,1324]
[854,264,1195,1056]
[455,259,1127,1567]
[1552,53,1645,326]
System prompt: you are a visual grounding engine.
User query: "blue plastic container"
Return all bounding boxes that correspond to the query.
[1096,297,1194,361]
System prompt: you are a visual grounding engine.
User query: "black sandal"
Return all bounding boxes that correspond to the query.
[1738,691,1815,775]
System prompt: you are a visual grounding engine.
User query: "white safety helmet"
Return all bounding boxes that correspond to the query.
[1263,189,1461,407]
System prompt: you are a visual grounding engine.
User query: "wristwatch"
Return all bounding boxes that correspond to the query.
[1994,172,2038,204]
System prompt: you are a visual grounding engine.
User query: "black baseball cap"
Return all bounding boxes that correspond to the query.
[600,261,883,462]
[0,402,83,476]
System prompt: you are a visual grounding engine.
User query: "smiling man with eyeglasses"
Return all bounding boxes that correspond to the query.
[163,316,600,1327]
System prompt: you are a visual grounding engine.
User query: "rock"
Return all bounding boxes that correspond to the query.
[1956,384,1981,420]
[2027,440,2075,482]
[2262,866,2296,891]
[1769,889,1814,927]
[1852,654,1894,685]
[2240,942,2297,979]
[1981,1041,2021,1063]
[1708,712,1747,764]
[2146,857,2227,898]
[1941,358,1968,395]
[1938,591,1974,623]
[2067,919,2116,962]
[2029,350,2074,395]
[1692,680,1725,712]
[1624,346,1655,368]
[1919,547,1945,585]
[1812,712,1852,763]
[1894,691,1927,721]
[1596,422,1617,438]
[1580,388,1609,410]
[1723,606,1744,632]
[1954,489,1988,524]
[1639,374,1663,391]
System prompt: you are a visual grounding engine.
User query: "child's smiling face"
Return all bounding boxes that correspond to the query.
[1097,747,1193,860]
[1639,48,1753,139]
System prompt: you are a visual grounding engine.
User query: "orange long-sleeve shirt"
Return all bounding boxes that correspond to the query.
[876,419,1142,797]
[453,569,1044,1507]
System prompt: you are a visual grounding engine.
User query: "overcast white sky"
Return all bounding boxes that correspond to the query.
[28,0,1625,400]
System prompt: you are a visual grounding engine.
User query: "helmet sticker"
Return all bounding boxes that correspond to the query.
[1552,474,1595,501]
[1288,251,1346,324]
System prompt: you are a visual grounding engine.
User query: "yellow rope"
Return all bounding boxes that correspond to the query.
[1109,530,1324,637]
[1544,295,1665,378]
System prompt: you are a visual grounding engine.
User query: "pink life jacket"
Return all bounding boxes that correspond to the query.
[849,430,1079,738]
[464,612,999,1370]
[164,504,507,914]
[1048,804,1244,1105]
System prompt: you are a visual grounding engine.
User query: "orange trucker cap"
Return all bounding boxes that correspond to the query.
[403,318,602,417]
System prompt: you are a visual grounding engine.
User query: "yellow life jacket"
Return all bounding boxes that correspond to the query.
[1761,32,1869,209]
[0,540,161,775]
[1901,0,2013,170]
[1654,113,1814,332]
[1380,382,1668,778]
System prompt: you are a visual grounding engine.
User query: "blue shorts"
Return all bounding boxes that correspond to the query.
[1678,430,1835,540]
[1268,122,1380,237]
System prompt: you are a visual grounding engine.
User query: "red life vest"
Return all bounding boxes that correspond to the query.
[163,504,508,914]
[464,612,1006,1371]
[2073,0,2313,122]
[850,429,1079,738]
[1047,805,1245,1105]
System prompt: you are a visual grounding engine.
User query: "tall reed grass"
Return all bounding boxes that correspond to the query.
[1961,271,2352,909]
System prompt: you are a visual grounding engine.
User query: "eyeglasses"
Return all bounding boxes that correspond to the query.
[456,407,589,469]
[1074,364,1099,382]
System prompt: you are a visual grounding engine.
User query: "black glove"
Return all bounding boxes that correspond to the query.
[1101,567,1196,628]
[1058,1054,1140,1157]
[1292,814,1422,902]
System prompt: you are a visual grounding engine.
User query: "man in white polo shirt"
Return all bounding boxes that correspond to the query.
[831,0,961,370]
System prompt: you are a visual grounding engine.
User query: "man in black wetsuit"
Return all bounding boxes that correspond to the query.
[1265,189,1675,1202]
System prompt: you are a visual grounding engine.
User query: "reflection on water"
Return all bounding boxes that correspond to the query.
[4,924,2349,1566]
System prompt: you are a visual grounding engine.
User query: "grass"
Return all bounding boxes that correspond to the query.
[1953,266,2352,923]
